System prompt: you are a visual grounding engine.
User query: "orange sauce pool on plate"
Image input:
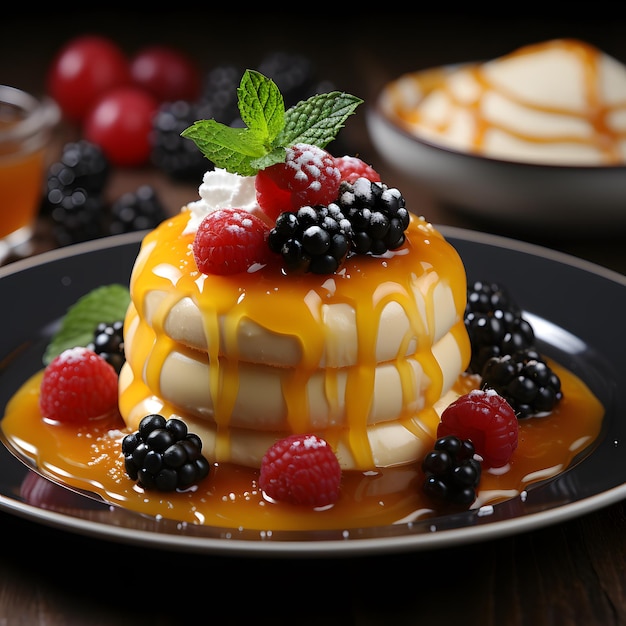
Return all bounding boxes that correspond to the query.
[1,361,604,532]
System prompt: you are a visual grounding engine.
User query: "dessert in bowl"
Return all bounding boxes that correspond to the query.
[367,39,626,231]
[0,71,605,532]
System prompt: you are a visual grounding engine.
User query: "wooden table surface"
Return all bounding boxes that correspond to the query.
[1,11,625,625]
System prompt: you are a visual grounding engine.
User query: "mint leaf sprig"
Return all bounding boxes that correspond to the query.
[43,284,130,365]
[181,70,363,177]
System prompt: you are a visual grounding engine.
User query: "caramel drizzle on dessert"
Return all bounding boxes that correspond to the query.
[1,356,604,531]
[120,211,469,470]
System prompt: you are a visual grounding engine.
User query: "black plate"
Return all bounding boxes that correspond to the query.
[0,228,624,557]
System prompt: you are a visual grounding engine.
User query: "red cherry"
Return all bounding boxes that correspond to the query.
[130,45,202,102]
[83,86,158,167]
[46,35,131,123]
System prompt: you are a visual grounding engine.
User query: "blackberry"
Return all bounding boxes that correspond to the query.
[41,140,110,246]
[466,280,522,317]
[151,99,218,181]
[256,51,317,107]
[45,187,106,247]
[122,414,210,491]
[201,64,242,126]
[336,178,410,255]
[86,320,125,374]
[42,140,110,206]
[152,63,250,180]
[268,204,353,274]
[108,185,167,235]
[422,435,482,505]
[481,348,563,418]
[464,280,535,375]
[255,52,353,156]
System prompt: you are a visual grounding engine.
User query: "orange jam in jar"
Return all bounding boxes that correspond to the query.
[0,86,59,252]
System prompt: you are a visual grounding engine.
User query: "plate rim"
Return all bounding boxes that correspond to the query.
[0,228,624,558]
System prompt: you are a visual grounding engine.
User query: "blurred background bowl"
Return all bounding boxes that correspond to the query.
[366,66,626,236]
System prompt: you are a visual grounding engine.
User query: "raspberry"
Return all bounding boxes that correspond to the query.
[192,208,272,275]
[255,144,341,219]
[254,169,292,220]
[39,347,119,424]
[334,155,381,183]
[437,389,519,468]
[259,433,342,507]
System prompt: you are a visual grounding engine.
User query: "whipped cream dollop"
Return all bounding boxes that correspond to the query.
[183,168,259,235]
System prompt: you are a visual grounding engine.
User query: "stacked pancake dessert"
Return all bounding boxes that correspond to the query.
[118,70,471,471]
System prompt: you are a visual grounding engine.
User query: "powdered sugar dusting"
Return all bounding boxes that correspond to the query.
[353,177,373,199]
[59,346,91,363]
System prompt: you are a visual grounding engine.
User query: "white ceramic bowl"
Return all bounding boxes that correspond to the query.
[366,66,626,234]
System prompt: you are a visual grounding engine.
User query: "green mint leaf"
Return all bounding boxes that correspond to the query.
[237,69,285,140]
[279,92,363,148]
[182,122,268,177]
[181,71,362,176]
[43,284,130,365]
[250,146,287,171]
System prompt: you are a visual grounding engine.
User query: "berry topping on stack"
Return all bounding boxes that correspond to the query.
[481,348,563,418]
[334,155,381,183]
[259,433,342,506]
[422,435,482,505]
[192,208,272,275]
[268,203,352,274]
[335,178,410,255]
[255,143,341,219]
[464,280,535,375]
[182,70,409,276]
[122,414,210,491]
